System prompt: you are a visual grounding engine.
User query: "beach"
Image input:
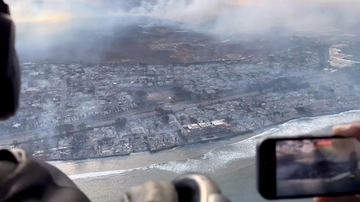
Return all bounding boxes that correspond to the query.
[70,158,312,202]
[51,110,360,202]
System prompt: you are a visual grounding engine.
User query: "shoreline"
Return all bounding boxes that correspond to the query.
[47,107,358,162]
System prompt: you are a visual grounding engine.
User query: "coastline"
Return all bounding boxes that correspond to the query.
[47,107,358,162]
[61,108,360,202]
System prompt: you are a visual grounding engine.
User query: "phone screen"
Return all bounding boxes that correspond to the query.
[276,138,360,197]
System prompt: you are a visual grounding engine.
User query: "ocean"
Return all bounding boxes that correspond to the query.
[50,110,360,202]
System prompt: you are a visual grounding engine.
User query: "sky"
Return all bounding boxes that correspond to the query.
[6,0,360,62]
[6,0,360,37]
[6,0,359,22]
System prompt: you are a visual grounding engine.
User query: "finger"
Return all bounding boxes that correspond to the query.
[314,197,333,202]
[333,124,360,137]
[315,196,360,202]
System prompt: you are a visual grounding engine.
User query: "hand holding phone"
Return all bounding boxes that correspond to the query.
[315,124,360,202]
[257,124,360,200]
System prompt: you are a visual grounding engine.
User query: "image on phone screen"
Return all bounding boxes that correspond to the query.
[276,138,360,197]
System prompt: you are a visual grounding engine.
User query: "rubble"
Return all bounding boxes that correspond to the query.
[2,34,360,160]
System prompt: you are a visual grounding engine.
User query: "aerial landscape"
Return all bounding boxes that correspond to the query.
[1,0,360,162]
[1,26,360,160]
[3,1,360,202]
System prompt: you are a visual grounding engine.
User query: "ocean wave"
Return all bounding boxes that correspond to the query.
[152,110,360,173]
[69,110,360,180]
[70,169,129,180]
[69,166,151,180]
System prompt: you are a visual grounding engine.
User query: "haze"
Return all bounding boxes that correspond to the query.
[7,0,360,62]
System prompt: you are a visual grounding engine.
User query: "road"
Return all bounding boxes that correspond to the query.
[60,77,67,119]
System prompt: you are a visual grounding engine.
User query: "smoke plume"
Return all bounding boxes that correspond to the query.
[6,0,360,62]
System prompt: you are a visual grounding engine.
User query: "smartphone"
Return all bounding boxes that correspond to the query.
[257,136,360,199]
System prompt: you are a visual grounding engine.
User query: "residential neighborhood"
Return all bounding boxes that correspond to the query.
[1,30,360,161]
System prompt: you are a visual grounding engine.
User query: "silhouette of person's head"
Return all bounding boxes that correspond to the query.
[0,0,20,121]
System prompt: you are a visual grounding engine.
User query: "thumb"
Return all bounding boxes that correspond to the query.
[333,124,360,139]
[315,196,360,202]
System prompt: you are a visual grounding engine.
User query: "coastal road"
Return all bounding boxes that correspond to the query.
[0,90,260,145]
[1,68,346,145]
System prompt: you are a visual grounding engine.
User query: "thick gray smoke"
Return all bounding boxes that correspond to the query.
[130,0,360,37]
[9,0,132,62]
[8,0,360,63]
